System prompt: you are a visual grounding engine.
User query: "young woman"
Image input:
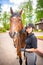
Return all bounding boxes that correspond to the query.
[24,23,37,65]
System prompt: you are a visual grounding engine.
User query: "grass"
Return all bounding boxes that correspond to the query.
[0,28,6,33]
[36,36,43,40]
[34,29,43,32]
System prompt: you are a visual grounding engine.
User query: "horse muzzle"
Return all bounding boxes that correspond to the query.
[9,31,19,38]
[9,32,14,38]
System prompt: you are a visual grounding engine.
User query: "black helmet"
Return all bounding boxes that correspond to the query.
[26,23,35,29]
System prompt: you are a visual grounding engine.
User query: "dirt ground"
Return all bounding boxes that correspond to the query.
[0,32,43,65]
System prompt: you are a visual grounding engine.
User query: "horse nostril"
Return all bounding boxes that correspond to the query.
[9,32,11,35]
[9,32,11,36]
[9,32,12,38]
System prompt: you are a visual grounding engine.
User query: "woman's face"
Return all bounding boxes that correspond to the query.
[26,27,33,34]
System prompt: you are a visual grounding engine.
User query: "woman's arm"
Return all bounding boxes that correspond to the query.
[25,48,37,52]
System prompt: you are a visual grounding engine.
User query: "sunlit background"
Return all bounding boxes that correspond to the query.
[0,0,43,32]
[0,0,37,25]
[0,0,37,12]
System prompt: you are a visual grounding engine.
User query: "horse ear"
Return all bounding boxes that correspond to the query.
[10,7,14,14]
[19,9,23,15]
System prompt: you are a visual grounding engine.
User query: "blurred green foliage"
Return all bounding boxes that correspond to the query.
[36,0,43,22]
[20,0,33,26]
[0,0,43,32]
[0,27,6,32]
[0,11,10,32]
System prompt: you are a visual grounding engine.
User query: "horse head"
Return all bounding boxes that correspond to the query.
[9,7,23,38]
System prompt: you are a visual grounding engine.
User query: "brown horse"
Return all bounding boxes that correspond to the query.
[9,7,26,65]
